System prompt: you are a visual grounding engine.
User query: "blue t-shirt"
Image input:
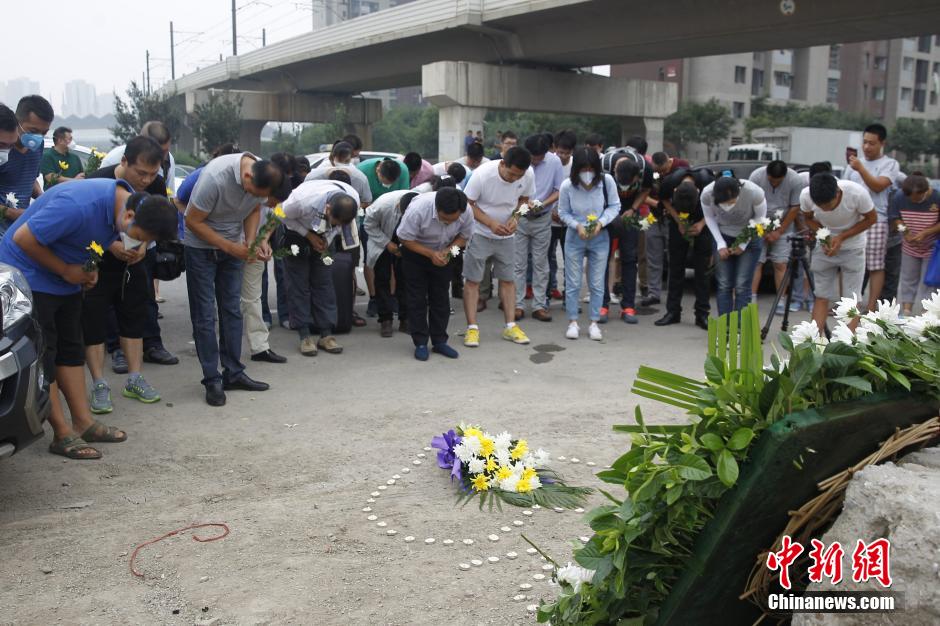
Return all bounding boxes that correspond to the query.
[0,178,131,295]
[175,167,204,239]
[0,146,43,233]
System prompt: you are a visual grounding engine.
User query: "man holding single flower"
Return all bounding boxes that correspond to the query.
[801,174,876,332]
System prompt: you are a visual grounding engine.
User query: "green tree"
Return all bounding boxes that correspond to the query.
[745,97,874,135]
[373,106,439,156]
[190,91,243,157]
[665,99,734,159]
[110,81,184,145]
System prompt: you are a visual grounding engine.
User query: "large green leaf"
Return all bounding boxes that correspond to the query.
[673,453,712,481]
[716,449,739,487]
[726,427,755,451]
[699,433,724,452]
[831,376,872,393]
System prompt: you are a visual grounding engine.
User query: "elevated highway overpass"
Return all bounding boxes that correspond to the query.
[166,0,940,157]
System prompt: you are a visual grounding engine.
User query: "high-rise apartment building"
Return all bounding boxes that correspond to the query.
[612,36,940,161]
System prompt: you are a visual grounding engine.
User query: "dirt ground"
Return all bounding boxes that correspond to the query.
[0,274,801,625]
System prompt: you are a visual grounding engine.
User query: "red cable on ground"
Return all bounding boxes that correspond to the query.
[129,522,231,578]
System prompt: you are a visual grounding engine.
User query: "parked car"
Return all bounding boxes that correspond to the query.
[0,263,51,459]
[698,160,812,180]
[304,151,404,170]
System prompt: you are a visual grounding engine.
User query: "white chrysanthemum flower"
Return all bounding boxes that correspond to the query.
[921,292,940,317]
[516,204,530,216]
[453,443,474,463]
[290,244,300,256]
[4,192,17,208]
[903,313,940,342]
[463,435,482,455]
[556,563,596,593]
[830,322,856,345]
[855,319,885,345]
[496,448,511,466]
[833,294,861,321]
[322,256,334,266]
[500,474,520,492]
[534,448,551,467]
[449,245,460,258]
[815,227,831,241]
[468,457,485,475]
[494,431,512,450]
[896,222,907,232]
[790,320,823,346]
[528,475,542,490]
[770,218,781,230]
[864,299,903,326]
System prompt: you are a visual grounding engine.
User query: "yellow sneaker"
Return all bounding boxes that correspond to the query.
[502,325,530,345]
[464,327,480,347]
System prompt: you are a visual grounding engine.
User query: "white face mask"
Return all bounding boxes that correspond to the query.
[579,172,595,186]
[0,149,9,166]
[719,201,737,212]
[121,231,144,251]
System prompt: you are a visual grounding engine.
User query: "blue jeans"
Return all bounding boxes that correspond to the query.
[564,229,609,321]
[273,258,290,324]
[715,235,762,316]
[184,246,246,386]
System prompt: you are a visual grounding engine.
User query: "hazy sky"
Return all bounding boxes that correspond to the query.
[5,0,318,104]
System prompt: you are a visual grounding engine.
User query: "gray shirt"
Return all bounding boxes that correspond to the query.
[701,179,768,250]
[748,166,804,218]
[305,162,374,205]
[842,155,901,222]
[363,189,411,267]
[184,153,264,249]
[395,192,474,250]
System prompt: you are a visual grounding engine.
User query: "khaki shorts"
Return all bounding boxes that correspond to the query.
[463,235,515,283]
[811,246,865,302]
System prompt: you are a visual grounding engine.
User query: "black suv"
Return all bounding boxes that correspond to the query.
[0,262,50,459]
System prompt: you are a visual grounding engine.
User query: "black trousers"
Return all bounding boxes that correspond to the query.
[666,220,713,318]
[374,250,407,323]
[401,248,452,347]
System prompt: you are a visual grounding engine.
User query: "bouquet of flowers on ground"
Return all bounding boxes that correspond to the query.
[584,214,600,237]
[84,148,106,176]
[730,216,772,249]
[249,205,286,258]
[83,241,104,272]
[444,244,461,262]
[431,423,592,510]
[273,244,300,259]
[815,226,833,250]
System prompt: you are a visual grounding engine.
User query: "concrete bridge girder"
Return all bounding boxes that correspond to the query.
[422,61,678,160]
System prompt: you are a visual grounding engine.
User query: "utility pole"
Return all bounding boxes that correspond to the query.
[170,21,176,80]
[262,28,266,47]
[231,0,238,56]
[146,50,151,94]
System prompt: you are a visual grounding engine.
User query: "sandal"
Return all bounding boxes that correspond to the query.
[49,435,102,460]
[81,420,128,443]
[352,312,367,328]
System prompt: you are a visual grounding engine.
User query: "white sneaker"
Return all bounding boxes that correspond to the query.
[565,322,580,340]
[589,322,603,341]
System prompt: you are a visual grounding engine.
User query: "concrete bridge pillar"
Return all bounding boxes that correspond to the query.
[422,61,676,162]
[437,106,487,162]
[238,120,267,155]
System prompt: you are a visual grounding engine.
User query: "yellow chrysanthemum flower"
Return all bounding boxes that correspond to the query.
[586,214,598,223]
[463,427,482,438]
[58,160,69,170]
[89,241,104,256]
[485,457,498,473]
[480,437,495,458]
[756,224,765,237]
[273,205,286,219]
[646,214,658,225]
[678,212,690,220]
[511,439,528,460]
[516,477,532,493]
[471,474,490,491]
[522,467,537,481]
[496,466,513,481]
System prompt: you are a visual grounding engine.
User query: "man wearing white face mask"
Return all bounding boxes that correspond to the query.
[701,176,767,316]
[82,137,173,413]
[0,96,54,235]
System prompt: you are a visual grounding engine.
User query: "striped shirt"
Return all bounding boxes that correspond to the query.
[887,189,940,258]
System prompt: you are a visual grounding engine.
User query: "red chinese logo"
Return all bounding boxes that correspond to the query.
[807,539,845,584]
[851,538,892,588]
[766,536,892,590]
[766,535,805,590]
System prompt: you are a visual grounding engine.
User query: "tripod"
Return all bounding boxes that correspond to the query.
[761,234,816,340]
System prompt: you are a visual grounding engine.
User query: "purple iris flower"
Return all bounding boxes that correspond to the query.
[430,429,463,482]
